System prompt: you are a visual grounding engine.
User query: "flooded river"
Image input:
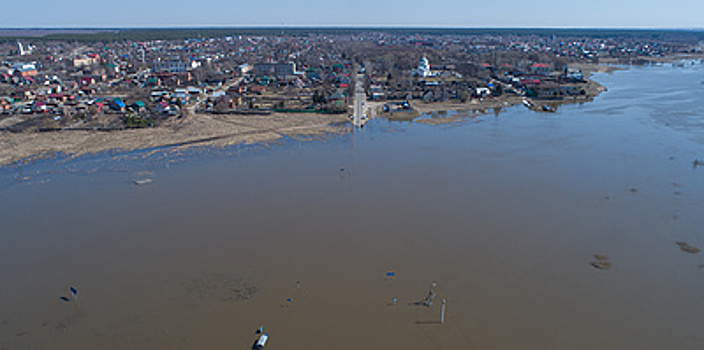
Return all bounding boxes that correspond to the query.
[1,63,704,350]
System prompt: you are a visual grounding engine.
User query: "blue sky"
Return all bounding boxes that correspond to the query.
[3,0,703,28]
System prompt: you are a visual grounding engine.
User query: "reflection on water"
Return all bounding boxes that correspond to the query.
[1,63,704,350]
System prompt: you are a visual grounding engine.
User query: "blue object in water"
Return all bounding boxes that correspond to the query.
[70,286,78,297]
[386,271,396,277]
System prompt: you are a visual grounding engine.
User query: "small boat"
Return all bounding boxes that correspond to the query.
[253,333,268,349]
[541,105,555,113]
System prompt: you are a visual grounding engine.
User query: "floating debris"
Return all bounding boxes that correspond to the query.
[225,286,258,303]
[183,273,258,303]
[676,241,701,254]
[133,178,154,186]
[593,254,609,261]
[591,261,612,270]
[591,254,612,270]
[682,246,700,253]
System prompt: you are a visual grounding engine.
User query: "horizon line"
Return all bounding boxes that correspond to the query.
[1,25,704,31]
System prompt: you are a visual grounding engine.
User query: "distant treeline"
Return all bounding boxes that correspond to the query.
[2,27,704,43]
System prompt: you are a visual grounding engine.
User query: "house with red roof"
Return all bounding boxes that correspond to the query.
[32,100,47,112]
[0,98,10,112]
[47,94,68,103]
[530,63,552,75]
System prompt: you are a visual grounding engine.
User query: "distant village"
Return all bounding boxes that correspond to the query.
[1,30,701,132]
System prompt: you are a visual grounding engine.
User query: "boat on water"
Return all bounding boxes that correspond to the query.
[253,333,268,349]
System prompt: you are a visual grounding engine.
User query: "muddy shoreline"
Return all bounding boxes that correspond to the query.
[0,112,350,167]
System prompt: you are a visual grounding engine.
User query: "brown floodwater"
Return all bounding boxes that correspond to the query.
[2,63,704,349]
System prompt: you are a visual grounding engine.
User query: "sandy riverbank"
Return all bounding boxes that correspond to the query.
[0,112,349,167]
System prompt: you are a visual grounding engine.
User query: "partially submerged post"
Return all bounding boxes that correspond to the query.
[441,298,446,324]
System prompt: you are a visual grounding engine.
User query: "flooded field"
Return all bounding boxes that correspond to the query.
[1,63,704,350]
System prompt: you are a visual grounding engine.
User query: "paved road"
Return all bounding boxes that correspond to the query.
[353,72,366,127]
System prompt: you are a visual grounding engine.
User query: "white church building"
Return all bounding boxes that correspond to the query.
[413,56,436,77]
